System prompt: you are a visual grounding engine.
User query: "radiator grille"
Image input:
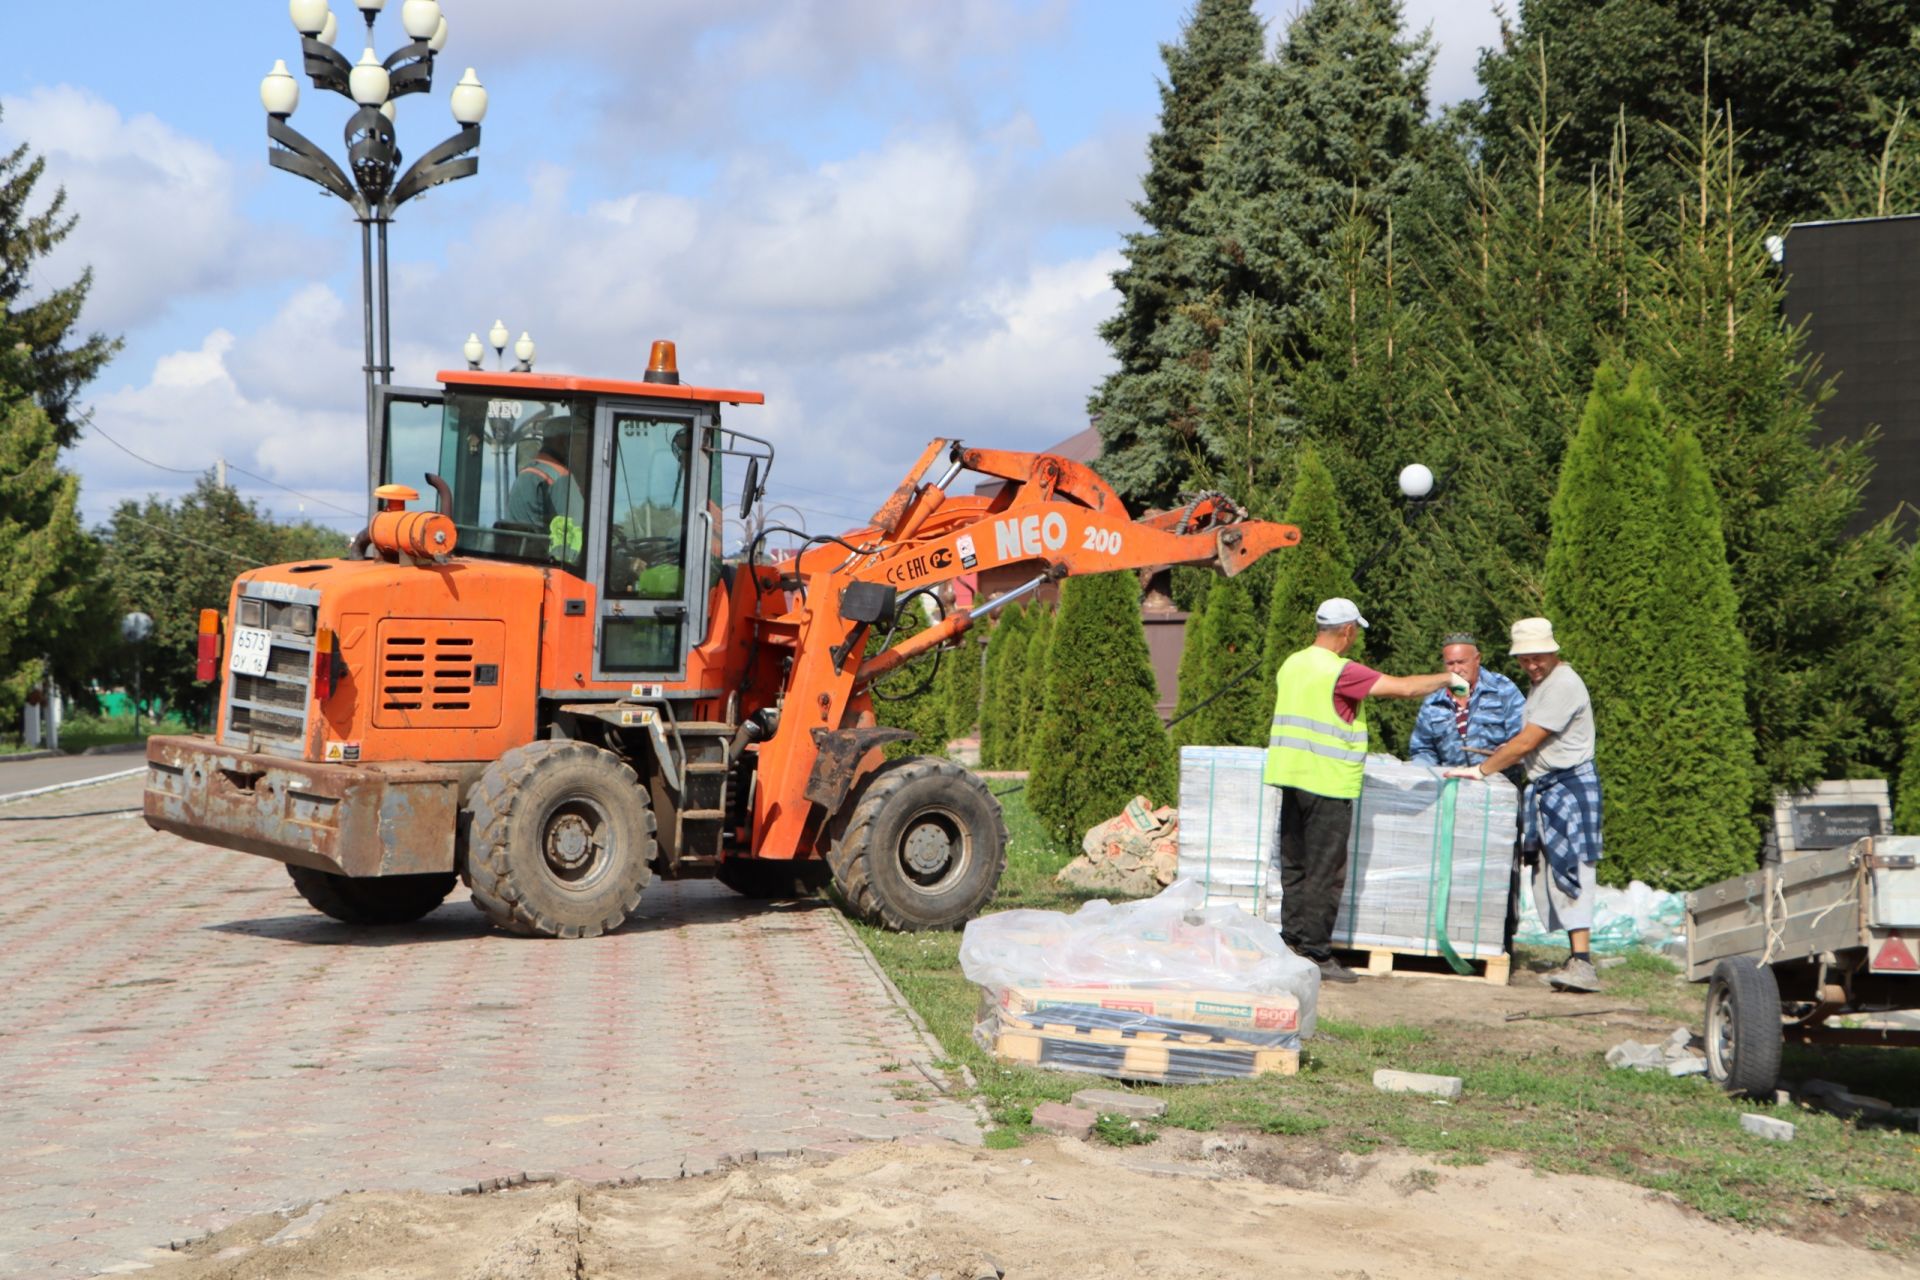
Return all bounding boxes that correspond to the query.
[373,621,503,728]
[219,598,314,757]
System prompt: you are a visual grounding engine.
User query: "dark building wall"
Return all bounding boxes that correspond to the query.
[1784,215,1920,530]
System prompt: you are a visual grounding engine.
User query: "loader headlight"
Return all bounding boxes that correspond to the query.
[237,598,264,628]
[286,604,315,636]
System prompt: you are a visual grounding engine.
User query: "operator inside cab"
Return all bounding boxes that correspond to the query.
[505,424,588,565]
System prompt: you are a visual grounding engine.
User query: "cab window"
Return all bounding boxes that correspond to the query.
[440,392,592,572]
[604,414,691,599]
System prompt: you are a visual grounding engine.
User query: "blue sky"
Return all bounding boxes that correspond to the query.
[5,1,1503,536]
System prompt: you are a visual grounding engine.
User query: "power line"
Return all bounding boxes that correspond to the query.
[224,461,361,517]
[111,514,263,567]
[84,421,364,519]
[84,421,205,475]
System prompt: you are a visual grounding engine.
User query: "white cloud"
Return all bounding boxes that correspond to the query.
[0,86,319,332]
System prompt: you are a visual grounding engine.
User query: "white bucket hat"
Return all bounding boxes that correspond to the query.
[1509,617,1560,656]
[1315,597,1368,629]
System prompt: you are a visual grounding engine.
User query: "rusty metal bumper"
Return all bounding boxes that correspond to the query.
[143,735,467,876]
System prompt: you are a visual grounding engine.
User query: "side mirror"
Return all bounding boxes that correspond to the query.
[739,456,760,521]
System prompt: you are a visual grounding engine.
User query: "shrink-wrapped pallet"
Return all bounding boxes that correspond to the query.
[1175,747,1514,963]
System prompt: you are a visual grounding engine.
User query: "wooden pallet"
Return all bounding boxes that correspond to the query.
[999,1010,1297,1050]
[1343,946,1511,986]
[993,1029,1299,1081]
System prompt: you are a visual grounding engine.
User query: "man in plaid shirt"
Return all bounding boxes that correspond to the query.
[1406,634,1525,772]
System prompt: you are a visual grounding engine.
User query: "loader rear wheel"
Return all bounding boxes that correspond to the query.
[715,858,832,900]
[286,865,456,925]
[827,756,1006,932]
[464,740,656,939]
[1705,957,1784,1099]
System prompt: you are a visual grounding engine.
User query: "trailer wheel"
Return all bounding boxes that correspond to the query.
[827,756,1007,932]
[715,858,831,899]
[1705,957,1784,1099]
[286,865,456,925]
[465,741,656,939]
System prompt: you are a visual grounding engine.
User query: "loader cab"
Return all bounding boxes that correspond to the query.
[376,353,766,684]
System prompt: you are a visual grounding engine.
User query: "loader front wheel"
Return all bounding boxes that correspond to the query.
[827,756,1006,931]
[465,741,656,939]
[287,865,457,925]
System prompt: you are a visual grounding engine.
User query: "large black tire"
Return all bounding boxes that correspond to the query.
[464,740,656,939]
[826,756,1007,932]
[286,864,456,925]
[1705,957,1784,1099]
[715,858,832,899]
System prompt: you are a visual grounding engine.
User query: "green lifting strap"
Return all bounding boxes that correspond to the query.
[1428,779,1474,975]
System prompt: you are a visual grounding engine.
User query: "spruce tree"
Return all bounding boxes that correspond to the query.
[1542,364,1672,888]
[1634,86,1900,790]
[1017,602,1055,770]
[1191,575,1266,747]
[0,112,121,442]
[1261,443,1360,690]
[1088,0,1266,505]
[1896,546,1920,834]
[1632,427,1759,887]
[1029,572,1178,841]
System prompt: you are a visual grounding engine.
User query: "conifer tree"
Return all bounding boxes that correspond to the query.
[1635,427,1760,887]
[1262,444,1360,690]
[1896,546,1920,834]
[1017,602,1055,770]
[1089,0,1266,505]
[937,627,983,745]
[1542,365,1673,888]
[1029,572,1178,841]
[1169,586,1214,749]
[0,113,121,442]
[976,605,1026,768]
[864,595,948,760]
[995,615,1032,769]
[1634,85,1899,790]
[1191,575,1266,747]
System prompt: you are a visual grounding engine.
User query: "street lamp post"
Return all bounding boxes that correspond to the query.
[261,0,489,512]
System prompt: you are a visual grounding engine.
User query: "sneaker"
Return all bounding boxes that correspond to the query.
[1547,958,1600,993]
[1316,956,1359,985]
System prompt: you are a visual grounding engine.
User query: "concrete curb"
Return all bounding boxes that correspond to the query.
[0,766,144,806]
[0,750,60,764]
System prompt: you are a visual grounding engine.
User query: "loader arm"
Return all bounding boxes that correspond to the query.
[746,441,1299,864]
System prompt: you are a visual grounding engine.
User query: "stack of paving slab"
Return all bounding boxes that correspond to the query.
[985,985,1302,1083]
[1176,747,1515,964]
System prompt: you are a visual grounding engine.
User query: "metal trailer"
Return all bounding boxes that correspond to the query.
[1685,836,1920,1097]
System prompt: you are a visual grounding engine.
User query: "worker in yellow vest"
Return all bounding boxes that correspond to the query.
[1267,598,1468,983]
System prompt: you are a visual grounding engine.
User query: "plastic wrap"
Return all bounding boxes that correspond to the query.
[960,879,1319,1084]
[1176,748,1515,963]
[1515,878,1687,955]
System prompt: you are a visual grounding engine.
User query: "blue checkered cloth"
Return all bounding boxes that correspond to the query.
[1522,760,1604,900]
[1407,669,1527,767]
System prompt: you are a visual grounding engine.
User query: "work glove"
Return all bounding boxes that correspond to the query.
[1447,672,1471,695]
[1442,766,1483,781]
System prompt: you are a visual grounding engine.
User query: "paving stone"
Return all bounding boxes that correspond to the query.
[1741,1114,1796,1142]
[1372,1069,1463,1100]
[1070,1088,1165,1119]
[0,776,979,1277]
[1030,1103,1097,1140]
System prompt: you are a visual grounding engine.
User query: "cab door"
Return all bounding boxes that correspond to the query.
[589,401,715,684]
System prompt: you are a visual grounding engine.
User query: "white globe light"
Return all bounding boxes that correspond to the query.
[463,333,485,365]
[401,0,441,40]
[290,0,328,35]
[356,0,387,12]
[260,59,300,117]
[1397,463,1435,500]
[429,15,448,51]
[514,332,536,365]
[320,10,338,45]
[349,48,391,106]
[489,319,509,351]
[450,67,488,125]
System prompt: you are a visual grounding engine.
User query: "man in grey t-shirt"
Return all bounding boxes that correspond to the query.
[1446,617,1605,992]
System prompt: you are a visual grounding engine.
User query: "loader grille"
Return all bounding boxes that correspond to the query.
[219,586,318,759]
[373,621,504,728]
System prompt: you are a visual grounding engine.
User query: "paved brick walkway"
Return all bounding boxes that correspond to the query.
[0,777,977,1275]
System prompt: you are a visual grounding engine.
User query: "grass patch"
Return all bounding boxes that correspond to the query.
[857,786,1920,1245]
[35,709,193,755]
[1092,1113,1157,1146]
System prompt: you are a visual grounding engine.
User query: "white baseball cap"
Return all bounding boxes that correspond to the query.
[1315,597,1369,629]
[1509,616,1560,655]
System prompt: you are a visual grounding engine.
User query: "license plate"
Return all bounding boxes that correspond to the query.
[231,626,274,677]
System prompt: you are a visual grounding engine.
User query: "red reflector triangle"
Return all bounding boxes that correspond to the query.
[1875,935,1919,971]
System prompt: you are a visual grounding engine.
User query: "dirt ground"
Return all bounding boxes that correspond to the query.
[137,1130,1911,1280]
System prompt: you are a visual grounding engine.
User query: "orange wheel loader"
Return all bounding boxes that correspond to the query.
[143,343,1299,937]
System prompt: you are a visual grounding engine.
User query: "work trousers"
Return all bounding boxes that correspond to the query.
[1276,787,1353,962]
